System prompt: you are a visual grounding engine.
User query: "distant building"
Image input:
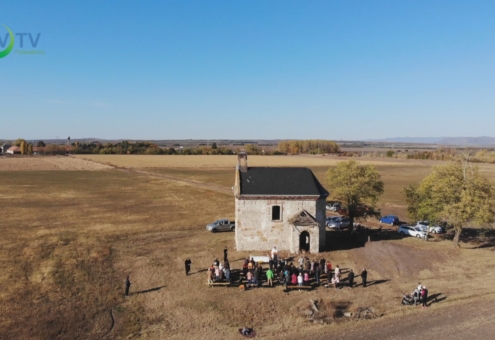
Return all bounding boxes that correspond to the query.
[6,146,21,155]
[233,152,329,253]
[1,143,12,154]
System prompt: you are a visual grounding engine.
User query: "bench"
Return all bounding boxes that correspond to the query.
[206,282,231,287]
[285,285,312,290]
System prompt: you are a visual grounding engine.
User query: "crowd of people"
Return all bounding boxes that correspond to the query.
[200,246,369,290]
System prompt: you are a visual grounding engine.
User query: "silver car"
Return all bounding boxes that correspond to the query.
[206,219,235,233]
[415,221,444,234]
[327,217,350,230]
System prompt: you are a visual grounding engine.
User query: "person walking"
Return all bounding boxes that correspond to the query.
[361,268,368,288]
[184,258,192,275]
[422,286,429,308]
[125,276,131,296]
[266,268,274,286]
[224,247,228,261]
[348,269,355,288]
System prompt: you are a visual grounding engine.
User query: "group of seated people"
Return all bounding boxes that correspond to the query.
[207,258,231,283]
[241,255,335,288]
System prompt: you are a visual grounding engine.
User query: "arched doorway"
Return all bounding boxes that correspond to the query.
[299,231,310,252]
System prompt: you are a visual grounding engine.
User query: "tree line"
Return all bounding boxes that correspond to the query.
[278,140,340,155]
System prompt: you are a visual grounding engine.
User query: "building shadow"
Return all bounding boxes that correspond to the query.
[131,285,166,295]
[324,228,407,252]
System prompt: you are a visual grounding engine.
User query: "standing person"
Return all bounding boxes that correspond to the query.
[326,261,332,276]
[271,246,278,262]
[242,261,248,279]
[422,286,429,308]
[303,271,310,286]
[125,276,131,296]
[224,246,228,262]
[315,264,321,285]
[320,258,326,273]
[298,256,304,270]
[348,269,355,288]
[285,271,291,290]
[257,264,263,286]
[334,265,340,278]
[207,267,213,284]
[361,268,368,288]
[247,271,254,285]
[291,273,298,285]
[225,267,231,283]
[297,273,303,289]
[266,268,274,287]
[184,258,192,275]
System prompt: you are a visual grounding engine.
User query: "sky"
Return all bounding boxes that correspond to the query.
[1,1,494,140]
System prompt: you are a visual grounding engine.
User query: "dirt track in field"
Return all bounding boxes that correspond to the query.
[116,168,234,195]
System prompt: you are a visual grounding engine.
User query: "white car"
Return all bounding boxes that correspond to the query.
[326,217,350,230]
[415,221,444,234]
[398,225,427,239]
[326,203,342,212]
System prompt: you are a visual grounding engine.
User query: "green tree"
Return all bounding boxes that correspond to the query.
[386,150,394,157]
[326,160,384,229]
[27,144,33,155]
[36,141,46,147]
[404,160,495,247]
[211,142,217,150]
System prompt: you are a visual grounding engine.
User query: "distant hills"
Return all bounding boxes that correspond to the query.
[4,137,495,147]
[367,136,495,146]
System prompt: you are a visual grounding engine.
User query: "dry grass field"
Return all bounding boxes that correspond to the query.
[0,156,112,171]
[1,156,495,339]
[73,154,430,169]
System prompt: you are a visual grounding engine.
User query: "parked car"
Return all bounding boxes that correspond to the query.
[398,225,427,239]
[428,225,445,234]
[415,221,445,234]
[379,215,400,225]
[327,217,351,230]
[326,216,340,225]
[206,219,235,233]
[326,202,342,212]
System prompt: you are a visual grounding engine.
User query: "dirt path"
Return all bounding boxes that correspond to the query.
[116,168,233,195]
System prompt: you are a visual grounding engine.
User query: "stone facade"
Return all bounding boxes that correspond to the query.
[235,196,326,253]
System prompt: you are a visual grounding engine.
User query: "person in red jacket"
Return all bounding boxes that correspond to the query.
[303,271,310,286]
[291,273,297,285]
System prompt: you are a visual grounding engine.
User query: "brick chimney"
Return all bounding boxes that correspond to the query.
[238,151,248,172]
